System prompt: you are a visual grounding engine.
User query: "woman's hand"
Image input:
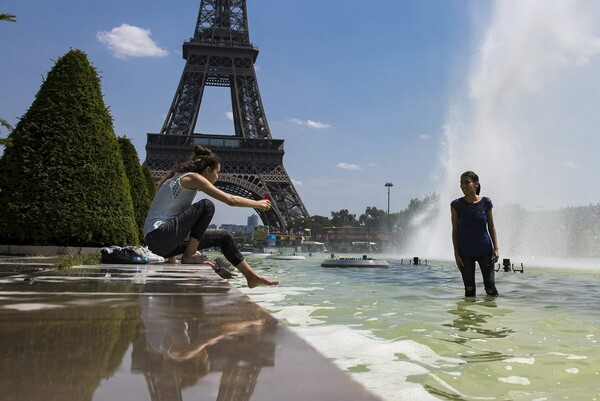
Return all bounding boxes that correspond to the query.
[454,254,463,271]
[491,249,499,264]
[257,199,271,211]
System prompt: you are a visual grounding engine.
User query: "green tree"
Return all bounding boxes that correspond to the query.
[0,49,138,246]
[359,206,387,228]
[141,165,157,199]
[330,209,359,227]
[288,214,331,239]
[1,13,16,145]
[0,13,16,22]
[395,193,439,229]
[0,119,12,148]
[118,136,151,242]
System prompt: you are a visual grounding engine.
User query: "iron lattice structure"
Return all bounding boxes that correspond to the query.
[144,0,309,230]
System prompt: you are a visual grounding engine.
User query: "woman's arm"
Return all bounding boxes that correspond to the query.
[451,206,463,270]
[181,173,271,211]
[487,208,499,263]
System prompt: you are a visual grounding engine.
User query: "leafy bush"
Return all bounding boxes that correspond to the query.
[0,49,138,246]
[141,165,156,199]
[118,136,150,241]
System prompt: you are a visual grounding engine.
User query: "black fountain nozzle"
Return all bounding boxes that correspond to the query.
[496,258,524,273]
[400,257,428,266]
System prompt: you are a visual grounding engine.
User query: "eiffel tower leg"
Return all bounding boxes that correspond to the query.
[231,72,270,139]
[162,64,207,137]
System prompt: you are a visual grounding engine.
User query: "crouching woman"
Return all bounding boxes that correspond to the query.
[144,145,279,288]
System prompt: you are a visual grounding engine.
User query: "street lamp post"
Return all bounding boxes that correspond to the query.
[385,182,393,216]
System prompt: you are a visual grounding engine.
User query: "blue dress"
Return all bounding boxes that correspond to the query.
[451,197,493,257]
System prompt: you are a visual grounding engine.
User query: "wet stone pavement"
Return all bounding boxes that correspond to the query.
[0,258,382,401]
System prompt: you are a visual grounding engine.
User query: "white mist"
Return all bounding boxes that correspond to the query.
[413,0,600,262]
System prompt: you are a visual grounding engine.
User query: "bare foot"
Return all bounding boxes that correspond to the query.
[166,256,179,264]
[181,253,213,265]
[247,275,279,288]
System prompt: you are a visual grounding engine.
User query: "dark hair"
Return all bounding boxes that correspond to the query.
[461,170,481,195]
[157,146,221,187]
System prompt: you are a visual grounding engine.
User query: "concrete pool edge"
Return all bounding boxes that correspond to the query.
[0,252,384,401]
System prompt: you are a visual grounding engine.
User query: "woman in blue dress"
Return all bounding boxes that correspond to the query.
[451,171,499,297]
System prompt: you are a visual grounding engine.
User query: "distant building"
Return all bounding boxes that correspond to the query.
[217,215,259,235]
[246,214,259,233]
[219,224,247,234]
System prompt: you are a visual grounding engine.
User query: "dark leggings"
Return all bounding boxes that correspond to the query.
[460,254,498,297]
[144,199,244,266]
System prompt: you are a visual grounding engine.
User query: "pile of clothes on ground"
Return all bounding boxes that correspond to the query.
[99,245,237,279]
[100,245,164,264]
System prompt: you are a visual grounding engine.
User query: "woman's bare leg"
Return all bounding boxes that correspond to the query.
[235,259,279,288]
[182,233,278,287]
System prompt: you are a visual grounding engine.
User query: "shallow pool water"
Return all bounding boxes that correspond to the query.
[239,255,600,401]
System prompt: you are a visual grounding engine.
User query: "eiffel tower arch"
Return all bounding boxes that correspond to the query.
[143,0,309,230]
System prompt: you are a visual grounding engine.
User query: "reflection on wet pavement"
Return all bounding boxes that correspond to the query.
[0,263,382,401]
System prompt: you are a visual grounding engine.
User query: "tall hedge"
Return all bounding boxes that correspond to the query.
[0,49,138,246]
[118,136,150,241]
[142,165,157,199]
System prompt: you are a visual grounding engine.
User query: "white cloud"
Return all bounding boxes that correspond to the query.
[337,162,363,171]
[292,178,302,186]
[419,133,432,140]
[97,24,168,59]
[289,118,332,129]
[306,120,331,129]
[225,111,234,121]
[565,161,581,169]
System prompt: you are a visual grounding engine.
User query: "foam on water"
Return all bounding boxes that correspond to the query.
[240,286,324,307]
[503,357,535,365]
[273,305,331,326]
[548,352,587,360]
[498,376,530,385]
[289,325,451,401]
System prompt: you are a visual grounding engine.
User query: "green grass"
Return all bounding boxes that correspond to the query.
[54,253,101,269]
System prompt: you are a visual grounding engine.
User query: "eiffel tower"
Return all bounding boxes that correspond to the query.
[143,0,309,230]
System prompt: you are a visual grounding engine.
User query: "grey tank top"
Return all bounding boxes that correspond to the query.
[143,172,197,237]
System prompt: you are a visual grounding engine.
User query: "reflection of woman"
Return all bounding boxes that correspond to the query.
[451,171,499,297]
[445,299,513,343]
[447,299,494,334]
[143,145,278,288]
[132,295,277,400]
[164,320,268,362]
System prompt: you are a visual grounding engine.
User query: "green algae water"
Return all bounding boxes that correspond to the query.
[238,255,600,401]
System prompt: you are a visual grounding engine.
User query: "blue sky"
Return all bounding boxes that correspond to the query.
[3,1,599,230]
